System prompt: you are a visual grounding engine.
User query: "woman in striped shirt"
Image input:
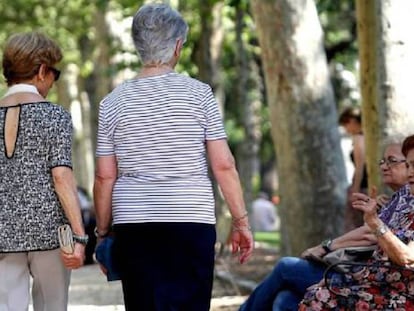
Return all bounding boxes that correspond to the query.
[93,3,254,310]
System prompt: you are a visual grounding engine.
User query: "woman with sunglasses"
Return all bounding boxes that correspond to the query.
[0,32,86,311]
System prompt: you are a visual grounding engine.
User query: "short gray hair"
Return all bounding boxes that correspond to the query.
[131,3,188,66]
[381,134,406,151]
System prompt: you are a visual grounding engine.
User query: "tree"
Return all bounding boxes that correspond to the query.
[356,0,414,193]
[251,0,348,255]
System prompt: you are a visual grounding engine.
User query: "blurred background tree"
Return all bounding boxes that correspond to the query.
[1,0,413,254]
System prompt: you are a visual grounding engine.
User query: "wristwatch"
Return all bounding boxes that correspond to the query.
[73,234,89,245]
[373,224,389,237]
[321,239,333,253]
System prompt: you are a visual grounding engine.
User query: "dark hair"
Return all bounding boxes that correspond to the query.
[2,32,62,86]
[401,134,414,156]
[338,107,362,125]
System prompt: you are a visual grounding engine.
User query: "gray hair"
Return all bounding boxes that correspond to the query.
[131,3,188,66]
[381,134,406,151]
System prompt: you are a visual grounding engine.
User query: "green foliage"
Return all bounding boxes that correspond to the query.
[316,0,357,68]
[0,0,357,189]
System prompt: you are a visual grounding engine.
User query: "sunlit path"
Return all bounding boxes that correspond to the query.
[28,264,244,311]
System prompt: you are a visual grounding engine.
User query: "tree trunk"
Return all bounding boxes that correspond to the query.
[251,0,348,255]
[357,0,414,193]
[234,4,261,215]
[355,0,380,192]
[377,0,414,137]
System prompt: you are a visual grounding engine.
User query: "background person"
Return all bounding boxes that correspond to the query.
[93,3,253,311]
[251,191,279,232]
[339,106,367,231]
[0,32,86,311]
[239,137,408,311]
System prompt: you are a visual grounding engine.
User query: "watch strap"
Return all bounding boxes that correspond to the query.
[321,239,333,253]
[373,224,389,237]
[73,234,89,245]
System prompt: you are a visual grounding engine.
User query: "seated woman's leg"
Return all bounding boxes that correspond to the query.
[272,290,301,311]
[239,257,325,311]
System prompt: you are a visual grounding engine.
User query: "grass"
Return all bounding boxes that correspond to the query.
[254,231,280,247]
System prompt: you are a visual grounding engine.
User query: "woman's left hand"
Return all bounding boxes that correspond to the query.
[230,229,254,264]
[61,243,85,269]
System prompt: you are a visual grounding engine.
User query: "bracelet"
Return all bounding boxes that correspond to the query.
[232,225,252,232]
[94,227,110,238]
[232,212,248,223]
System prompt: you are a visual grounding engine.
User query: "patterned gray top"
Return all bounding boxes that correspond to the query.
[0,102,72,252]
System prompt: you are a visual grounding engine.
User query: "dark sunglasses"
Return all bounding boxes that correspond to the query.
[48,66,61,81]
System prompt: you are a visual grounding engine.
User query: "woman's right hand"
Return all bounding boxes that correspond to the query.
[301,245,326,259]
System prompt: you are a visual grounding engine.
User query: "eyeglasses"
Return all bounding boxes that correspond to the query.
[378,157,406,167]
[48,66,61,81]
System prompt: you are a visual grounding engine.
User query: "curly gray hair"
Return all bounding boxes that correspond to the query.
[131,3,188,66]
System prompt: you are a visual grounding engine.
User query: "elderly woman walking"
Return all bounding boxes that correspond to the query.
[93,3,253,310]
[0,32,86,311]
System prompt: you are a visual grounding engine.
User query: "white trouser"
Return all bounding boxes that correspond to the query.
[0,249,71,311]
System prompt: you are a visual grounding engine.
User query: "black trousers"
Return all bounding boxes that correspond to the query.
[113,222,216,311]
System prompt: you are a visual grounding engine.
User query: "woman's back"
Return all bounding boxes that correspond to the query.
[0,102,71,252]
[97,72,226,224]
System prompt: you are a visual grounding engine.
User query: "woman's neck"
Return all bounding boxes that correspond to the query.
[3,83,40,97]
[0,83,44,106]
[138,63,175,78]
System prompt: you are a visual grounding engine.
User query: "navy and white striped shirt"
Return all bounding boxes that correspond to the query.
[96,72,227,224]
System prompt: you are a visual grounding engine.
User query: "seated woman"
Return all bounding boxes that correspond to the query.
[299,134,414,310]
[239,136,408,311]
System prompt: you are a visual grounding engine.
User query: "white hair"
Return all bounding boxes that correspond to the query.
[131,3,188,66]
[381,134,406,151]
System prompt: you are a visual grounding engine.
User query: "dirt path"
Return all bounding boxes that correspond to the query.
[56,244,279,311]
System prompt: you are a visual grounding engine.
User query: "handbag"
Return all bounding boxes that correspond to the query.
[95,235,121,281]
[307,245,377,273]
[322,245,377,273]
[58,224,74,254]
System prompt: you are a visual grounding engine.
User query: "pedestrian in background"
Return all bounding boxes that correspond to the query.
[251,191,279,232]
[0,32,86,311]
[93,3,253,310]
[339,106,367,231]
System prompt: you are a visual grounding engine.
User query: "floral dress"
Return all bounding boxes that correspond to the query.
[299,186,414,310]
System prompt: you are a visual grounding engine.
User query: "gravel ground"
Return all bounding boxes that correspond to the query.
[36,244,279,311]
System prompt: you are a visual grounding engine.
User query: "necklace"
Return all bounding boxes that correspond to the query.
[3,83,40,98]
